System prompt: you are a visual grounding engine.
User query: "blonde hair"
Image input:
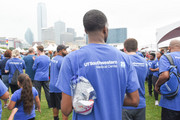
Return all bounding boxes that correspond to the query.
[12,49,20,58]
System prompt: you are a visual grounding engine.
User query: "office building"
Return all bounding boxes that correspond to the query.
[54,20,65,45]
[25,28,34,45]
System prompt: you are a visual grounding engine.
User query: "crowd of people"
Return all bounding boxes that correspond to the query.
[0,9,179,120]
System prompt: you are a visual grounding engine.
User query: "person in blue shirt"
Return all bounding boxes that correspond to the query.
[8,74,41,120]
[0,49,11,108]
[155,40,180,120]
[23,47,35,83]
[33,45,51,108]
[150,51,162,105]
[0,79,9,120]
[56,9,140,120]
[50,45,68,120]
[136,51,145,58]
[122,38,148,120]
[5,49,26,94]
[147,53,155,96]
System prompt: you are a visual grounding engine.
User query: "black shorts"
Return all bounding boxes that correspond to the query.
[50,93,62,109]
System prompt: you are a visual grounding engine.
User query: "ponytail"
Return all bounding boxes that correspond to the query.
[18,74,33,114]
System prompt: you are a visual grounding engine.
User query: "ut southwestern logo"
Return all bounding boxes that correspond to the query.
[84,61,126,69]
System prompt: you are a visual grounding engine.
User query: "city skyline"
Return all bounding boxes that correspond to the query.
[0,0,180,47]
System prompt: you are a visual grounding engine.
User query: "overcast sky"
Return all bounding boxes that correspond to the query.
[0,0,180,46]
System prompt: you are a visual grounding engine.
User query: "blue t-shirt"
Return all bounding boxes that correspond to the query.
[50,55,63,93]
[5,58,26,84]
[23,55,35,81]
[159,52,180,111]
[150,59,159,77]
[11,87,38,120]
[147,60,154,75]
[123,54,148,109]
[0,80,8,120]
[136,52,144,58]
[56,43,139,120]
[33,55,50,81]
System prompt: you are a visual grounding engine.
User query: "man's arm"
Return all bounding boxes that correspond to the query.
[61,92,72,116]
[0,91,9,100]
[155,71,169,93]
[150,68,159,72]
[123,90,139,107]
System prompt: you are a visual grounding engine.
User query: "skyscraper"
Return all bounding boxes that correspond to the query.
[54,21,65,45]
[106,28,127,44]
[25,28,34,45]
[37,2,47,42]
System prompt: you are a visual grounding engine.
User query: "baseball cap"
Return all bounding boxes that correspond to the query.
[57,45,68,52]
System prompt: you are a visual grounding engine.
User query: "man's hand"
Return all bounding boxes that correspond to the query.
[32,56,36,61]
[155,83,161,94]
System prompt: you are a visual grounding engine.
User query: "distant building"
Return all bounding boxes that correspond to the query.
[37,2,47,42]
[106,28,127,44]
[60,32,74,44]
[25,28,34,45]
[67,28,76,39]
[42,27,55,42]
[54,21,65,45]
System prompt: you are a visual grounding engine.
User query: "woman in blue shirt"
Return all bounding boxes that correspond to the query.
[8,74,41,120]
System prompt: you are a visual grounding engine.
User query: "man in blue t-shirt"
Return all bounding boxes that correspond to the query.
[150,52,162,105]
[50,45,68,120]
[155,40,180,120]
[23,47,35,83]
[33,45,51,108]
[147,53,155,96]
[55,10,140,120]
[0,80,9,120]
[122,38,148,120]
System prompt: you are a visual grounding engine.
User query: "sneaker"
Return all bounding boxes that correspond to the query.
[155,100,159,106]
[3,104,8,108]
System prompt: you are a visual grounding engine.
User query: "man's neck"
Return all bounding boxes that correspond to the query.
[29,53,34,55]
[126,52,136,55]
[39,52,45,56]
[88,32,105,44]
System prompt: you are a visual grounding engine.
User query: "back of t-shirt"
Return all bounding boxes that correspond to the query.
[57,43,139,120]
[33,55,50,81]
[23,55,35,81]
[123,54,148,109]
[159,52,180,111]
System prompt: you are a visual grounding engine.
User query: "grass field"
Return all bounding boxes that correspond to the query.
[1,81,161,120]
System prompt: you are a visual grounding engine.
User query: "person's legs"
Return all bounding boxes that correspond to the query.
[33,80,42,100]
[42,81,51,108]
[162,107,180,120]
[122,109,134,120]
[10,84,19,94]
[148,75,153,96]
[2,75,9,107]
[134,107,146,120]
[152,76,159,102]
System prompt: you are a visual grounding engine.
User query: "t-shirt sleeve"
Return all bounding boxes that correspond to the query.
[5,60,9,71]
[0,80,8,97]
[126,61,140,93]
[150,61,154,69]
[56,57,73,96]
[32,58,38,71]
[22,60,26,69]
[33,87,38,97]
[159,55,170,74]
[11,91,18,102]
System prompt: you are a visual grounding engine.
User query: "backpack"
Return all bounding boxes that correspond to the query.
[160,54,180,99]
[11,69,21,85]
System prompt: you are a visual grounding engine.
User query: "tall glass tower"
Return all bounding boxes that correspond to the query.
[25,28,34,45]
[37,2,47,42]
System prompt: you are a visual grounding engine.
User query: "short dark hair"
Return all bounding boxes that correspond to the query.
[37,45,44,52]
[150,53,155,58]
[124,38,138,52]
[83,9,107,32]
[4,49,12,58]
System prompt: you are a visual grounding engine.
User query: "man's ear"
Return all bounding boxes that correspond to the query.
[124,48,126,52]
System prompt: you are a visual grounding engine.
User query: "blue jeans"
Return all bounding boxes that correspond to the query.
[2,75,9,89]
